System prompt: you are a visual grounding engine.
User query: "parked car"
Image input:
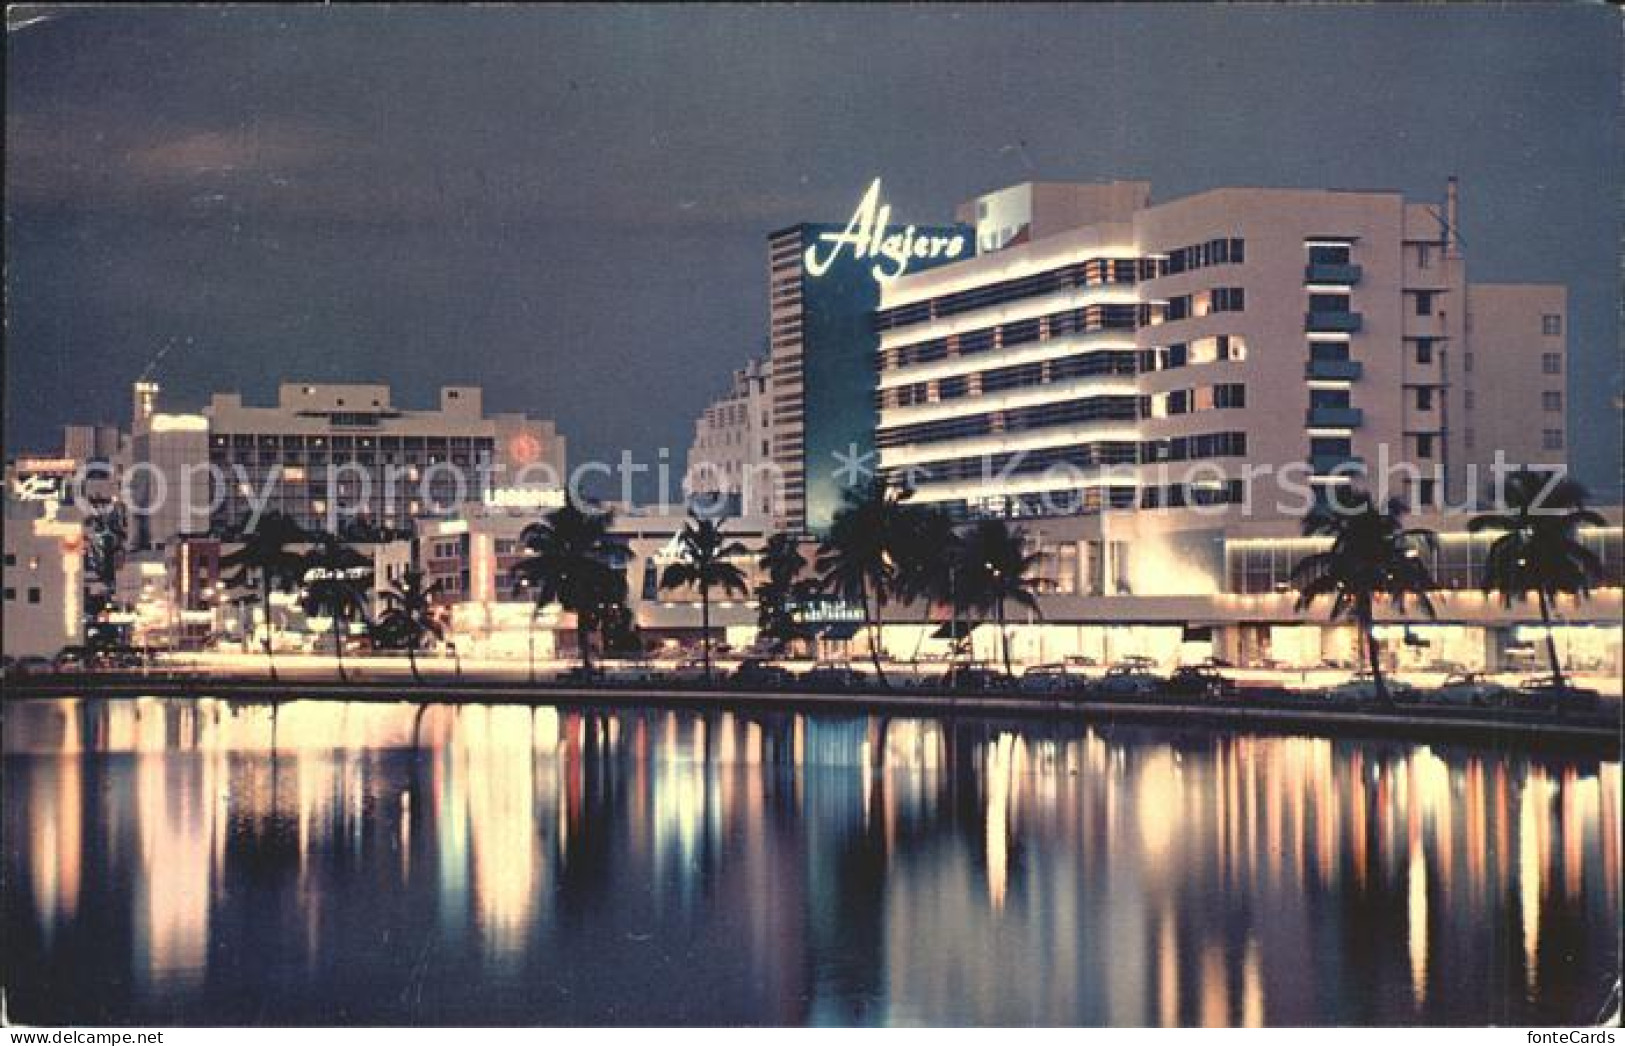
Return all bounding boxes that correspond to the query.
[1094,665,1166,698]
[53,646,92,672]
[601,661,661,684]
[664,657,717,684]
[1320,673,1417,703]
[803,661,868,691]
[557,665,606,685]
[732,658,795,688]
[1167,665,1237,699]
[1018,664,1088,696]
[1425,672,1512,708]
[1511,676,1602,713]
[1063,655,1100,669]
[940,663,1015,693]
[11,656,55,677]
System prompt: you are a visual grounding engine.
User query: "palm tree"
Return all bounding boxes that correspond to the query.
[221,511,308,681]
[511,498,629,676]
[890,504,964,661]
[814,477,912,688]
[755,532,811,653]
[82,498,127,598]
[1291,490,1438,706]
[1470,470,1605,692]
[299,533,373,683]
[955,518,1045,678]
[375,567,445,684]
[659,514,750,682]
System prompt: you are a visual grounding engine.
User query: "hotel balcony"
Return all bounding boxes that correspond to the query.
[1304,358,1363,381]
[1305,263,1363,285]
[1305,311,1363,333]
[1306,406,1364,428]
[1310,453,1366,476]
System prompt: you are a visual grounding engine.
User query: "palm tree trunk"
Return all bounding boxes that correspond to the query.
[260,568,278,683]
[528,609,537,684]
[578,618,593,674]
[334,615,348,683]
[998,598,1013,679]
[1537,587,1567,692]
[1360,602,1391,708]
[701,582,713,684]
[407,641,421,684]
[862,582,889,690]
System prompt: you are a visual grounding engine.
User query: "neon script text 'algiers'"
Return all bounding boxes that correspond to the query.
[804,179,967,284]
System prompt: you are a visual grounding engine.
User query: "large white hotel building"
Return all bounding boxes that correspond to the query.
[875,178,1562,523]
[675,177,1617,674]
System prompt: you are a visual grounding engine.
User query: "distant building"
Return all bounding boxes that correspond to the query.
[123,381,567,547]
[684,356,776,518]
[2,496,83,658]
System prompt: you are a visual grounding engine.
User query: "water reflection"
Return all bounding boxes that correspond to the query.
[3,698,1619,1026]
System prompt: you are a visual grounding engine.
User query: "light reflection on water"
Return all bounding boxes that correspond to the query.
[2,697,1618,1026]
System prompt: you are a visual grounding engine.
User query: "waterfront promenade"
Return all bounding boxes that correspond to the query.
[6,657,1618,757]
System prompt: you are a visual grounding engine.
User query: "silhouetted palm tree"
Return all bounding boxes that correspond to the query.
[815,477,912,688]
[511,498,629,675]
[755,532,812,652]
[889,504,965,661]
[82,498,127,598]
[659,514,750,682]
[375,567,445,684]
[1291,491,1437,706]
[299,533,372,682]
[1470,470,1605,692]
[955,518,1045,678]
[221,511,308,681]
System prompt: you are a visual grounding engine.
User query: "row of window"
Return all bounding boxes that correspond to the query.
[213,434,495,450]
[884,441,1140,486]
[209,452,490,469]
[1163,287,1245,322]
[1158,238,1246,276]
[1144,383,1247,418]
[876,395,1140,449]
[1142,335,1248,372]
[952,486,1140,521]
[874,258,1148,332]
[1140,480,1246,509]
[3,587,44,603]
[1228,528,1618,594]
[879,304,1143,372]
[1142,431,1248,463]
[879,351,1138,410]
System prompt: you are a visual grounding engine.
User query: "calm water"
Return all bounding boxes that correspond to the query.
[2,697,1618,1026]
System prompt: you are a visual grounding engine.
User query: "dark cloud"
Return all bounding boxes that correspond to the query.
[6,4,1621,496]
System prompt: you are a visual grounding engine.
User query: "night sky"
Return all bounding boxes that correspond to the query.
[6,4,1621,497]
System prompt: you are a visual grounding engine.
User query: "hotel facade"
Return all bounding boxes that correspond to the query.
[126,381,566,548]
[670,177,1619,679]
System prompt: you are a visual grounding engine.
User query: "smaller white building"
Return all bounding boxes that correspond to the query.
[2,496,84,658]
[684,357,778,518]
